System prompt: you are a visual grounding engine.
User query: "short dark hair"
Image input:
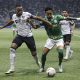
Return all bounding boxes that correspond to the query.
[15,4,22,8]
[45,7,53,12]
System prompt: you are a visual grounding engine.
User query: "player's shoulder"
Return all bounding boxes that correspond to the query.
[23,12,32,15]
[12,14,16,19]
[22,12,32,17]
[54,14,64,20]
[12,14,16,17]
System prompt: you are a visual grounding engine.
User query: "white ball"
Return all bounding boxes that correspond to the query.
[46,67,56,77]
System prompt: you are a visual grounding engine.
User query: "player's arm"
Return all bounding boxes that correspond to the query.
[57,15,80,21]
[61,16,80,21]
[0,20,14,29]
[27,19,39,29]
[64,17,77,20]
[66,17,80,21]
[31,16,53,28]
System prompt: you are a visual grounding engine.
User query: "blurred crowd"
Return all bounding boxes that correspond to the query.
[0,0,80,25]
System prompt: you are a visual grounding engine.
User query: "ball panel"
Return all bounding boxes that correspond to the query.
[46,67,56,77]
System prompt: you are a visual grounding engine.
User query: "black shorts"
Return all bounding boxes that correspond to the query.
[12,35,36,51]
[63,34,72,43]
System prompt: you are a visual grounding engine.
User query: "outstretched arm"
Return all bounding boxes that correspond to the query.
[65,17,77,20]
[57,15,80,21]
[26,19,39,29]
[61,17,80,21]
[0,20,14,29]
[31,16,53,28]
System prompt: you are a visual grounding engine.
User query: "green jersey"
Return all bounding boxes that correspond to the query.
[44,15,64,40]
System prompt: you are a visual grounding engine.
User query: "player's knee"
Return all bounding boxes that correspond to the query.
[31,51,37,56]
[11,43,18,49]
[65,41,70,45]
[43,47,50,54]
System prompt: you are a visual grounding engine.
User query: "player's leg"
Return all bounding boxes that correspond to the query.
[69,34,73,58]
[56,39,64,72]
[64,42,70,60]
[5,35,23,74]
[24,36,41,68]
[5,43,17,74]
[39,47,50,72]
[40,38,54,72]
[64,34,72,60]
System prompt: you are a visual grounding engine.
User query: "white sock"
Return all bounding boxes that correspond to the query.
[10,48,16,70]
[65,45,70,58]
[33,55,40,67]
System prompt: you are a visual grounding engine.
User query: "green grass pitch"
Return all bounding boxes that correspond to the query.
[0,28,80,80]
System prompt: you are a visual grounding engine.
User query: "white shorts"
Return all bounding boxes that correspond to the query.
[44,38,64,49]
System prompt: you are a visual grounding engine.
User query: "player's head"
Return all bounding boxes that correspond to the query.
[45,7,53,19]
[62,11,69,17]
[15,4,23,17]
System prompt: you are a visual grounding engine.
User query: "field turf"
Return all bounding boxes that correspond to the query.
[0,28,80,80]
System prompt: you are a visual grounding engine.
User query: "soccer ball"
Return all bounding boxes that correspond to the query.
[46,67,56,77]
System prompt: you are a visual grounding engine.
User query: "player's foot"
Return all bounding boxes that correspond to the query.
[59,65,63,73]
[5,68,15,74]
[63,56,68,60]
[39,67,45,72]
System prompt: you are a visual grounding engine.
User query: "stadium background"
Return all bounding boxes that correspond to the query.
[0,0,80,27]
[0,1,80,80]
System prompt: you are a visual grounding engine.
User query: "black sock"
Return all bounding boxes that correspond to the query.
[58,49,63,66]
[41,54,46,69]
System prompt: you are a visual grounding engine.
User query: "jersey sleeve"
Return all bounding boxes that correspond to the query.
[25,12,34,19]
[12,14,16,22]
[57,15,64,21]
[27,12,32,17]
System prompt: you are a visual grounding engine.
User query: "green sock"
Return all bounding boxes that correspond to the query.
[58,49,63,66]
[41,54,46,69]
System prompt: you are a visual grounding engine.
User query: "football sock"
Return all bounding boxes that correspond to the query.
[41,53,47,69]
[58,49,63,66]
[65,45,70,58]
[10,48,16,70]
[33,55,40,67]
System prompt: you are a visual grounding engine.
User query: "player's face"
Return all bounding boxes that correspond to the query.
[45,10,53,19]
[62,11,69,17]
[16,6,23,17]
